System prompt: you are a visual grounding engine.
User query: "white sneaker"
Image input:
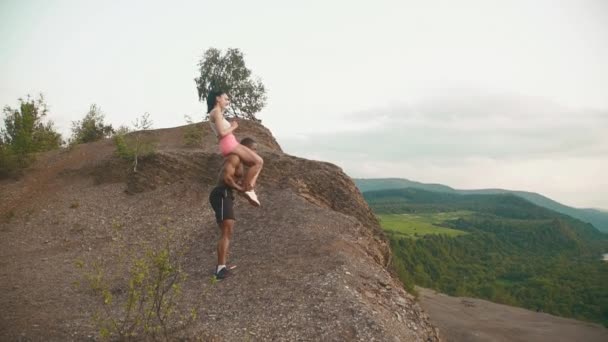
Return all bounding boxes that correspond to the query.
[243,190,261,207]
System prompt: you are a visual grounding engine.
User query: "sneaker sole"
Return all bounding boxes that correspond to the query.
[243,193,261,207]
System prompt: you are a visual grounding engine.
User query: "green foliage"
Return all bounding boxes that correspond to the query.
[194,48,267,120]
[365,188,608,327]
[82,225,195,341]
[0,143,20,178]
[389,253,417,296]
[70,104,114,144]
[0,94,62,177]
[113,125,132,159]
[113,114,156,172]
[182,115,202,147]
[113,135,130,159]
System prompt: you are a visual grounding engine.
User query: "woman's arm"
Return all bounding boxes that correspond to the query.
[210,109,238,137]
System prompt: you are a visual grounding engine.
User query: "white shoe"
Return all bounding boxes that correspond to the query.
[243,190,261,207]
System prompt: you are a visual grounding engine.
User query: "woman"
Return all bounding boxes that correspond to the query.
[207,90,263,207]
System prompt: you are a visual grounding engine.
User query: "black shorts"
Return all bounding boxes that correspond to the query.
[209,185,235,223]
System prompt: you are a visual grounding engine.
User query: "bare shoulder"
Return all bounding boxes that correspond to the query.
[209,108,221,122]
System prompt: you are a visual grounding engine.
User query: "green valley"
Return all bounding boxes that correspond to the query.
[364,188,608,327]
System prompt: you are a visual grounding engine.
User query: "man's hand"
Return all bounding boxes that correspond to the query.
[223,154,244,192]
[223,171,244,191]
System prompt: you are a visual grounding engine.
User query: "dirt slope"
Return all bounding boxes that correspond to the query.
[0,121,440,341]
[418,288,608,342]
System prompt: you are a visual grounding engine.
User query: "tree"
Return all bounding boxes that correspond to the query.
[70,104,114,144]
[1,94,63,153]
[194,48,267,121]
[113,113,156,172]
[130,113,154,172]
[0,94,62,176]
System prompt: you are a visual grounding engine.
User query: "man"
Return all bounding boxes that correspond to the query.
[209,137,258,279]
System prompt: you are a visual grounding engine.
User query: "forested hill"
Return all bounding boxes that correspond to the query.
[362,188,608,327]
[355,178,608,233]
[366,188,600,234]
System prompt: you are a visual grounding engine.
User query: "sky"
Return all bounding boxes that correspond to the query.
[1,0,607,209]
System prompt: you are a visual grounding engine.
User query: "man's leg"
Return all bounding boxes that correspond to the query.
[216,219,234,273]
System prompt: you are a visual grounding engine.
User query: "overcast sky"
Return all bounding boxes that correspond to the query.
[1,0,607,209]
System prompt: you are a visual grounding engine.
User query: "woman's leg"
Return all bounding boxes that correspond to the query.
[230,144,263,190]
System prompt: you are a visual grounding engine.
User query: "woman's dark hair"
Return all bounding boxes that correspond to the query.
[207,89,227,114]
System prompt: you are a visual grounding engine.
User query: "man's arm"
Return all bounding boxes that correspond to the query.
[223,155,244,192]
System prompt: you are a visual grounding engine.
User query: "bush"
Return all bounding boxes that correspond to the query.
[70,104,114,144]
[0,94,62,178]
[0,144,19,178]
[80,225,196,340]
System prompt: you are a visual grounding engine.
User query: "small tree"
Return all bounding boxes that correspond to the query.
[70,104,115,144]
[131,113,154,172]
[194,48,267,121]
[0,94,62,177]
[113,113,156,172]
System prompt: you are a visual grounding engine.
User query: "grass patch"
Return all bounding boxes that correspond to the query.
[378,211,470,238]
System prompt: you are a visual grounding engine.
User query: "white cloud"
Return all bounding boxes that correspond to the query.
[324,156,608,209]
[281,93,608,208]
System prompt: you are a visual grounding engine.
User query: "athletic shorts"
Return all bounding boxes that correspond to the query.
[219,133,239,156]
[209,185,235,223]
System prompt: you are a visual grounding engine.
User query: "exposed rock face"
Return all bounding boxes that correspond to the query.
[0,121,441,341]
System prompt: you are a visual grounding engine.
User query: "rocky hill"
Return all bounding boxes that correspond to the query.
[0,120,441,341]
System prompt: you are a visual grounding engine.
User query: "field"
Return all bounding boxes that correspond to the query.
[377,211,470,238]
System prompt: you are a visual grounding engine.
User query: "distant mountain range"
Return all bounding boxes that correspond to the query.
[354,178,608,233]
